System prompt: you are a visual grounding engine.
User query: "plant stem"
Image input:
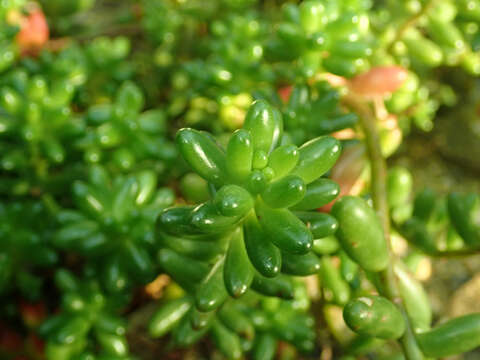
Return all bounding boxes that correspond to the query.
[42,193,60,215]
[401,238,480,257]
[387,0,436,53]
[387,0,435,52]
[343,94,424,360]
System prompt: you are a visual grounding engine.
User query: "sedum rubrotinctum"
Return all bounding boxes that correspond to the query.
[155,99,342,311]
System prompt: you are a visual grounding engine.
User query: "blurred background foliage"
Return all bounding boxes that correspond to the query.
[0,0,479,359]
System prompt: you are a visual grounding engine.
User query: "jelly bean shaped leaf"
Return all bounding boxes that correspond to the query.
[290,136,341,184]
[332,196,389,272]
[343,296,405,339]
[224,228,254,298]
[176,128,228,187]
